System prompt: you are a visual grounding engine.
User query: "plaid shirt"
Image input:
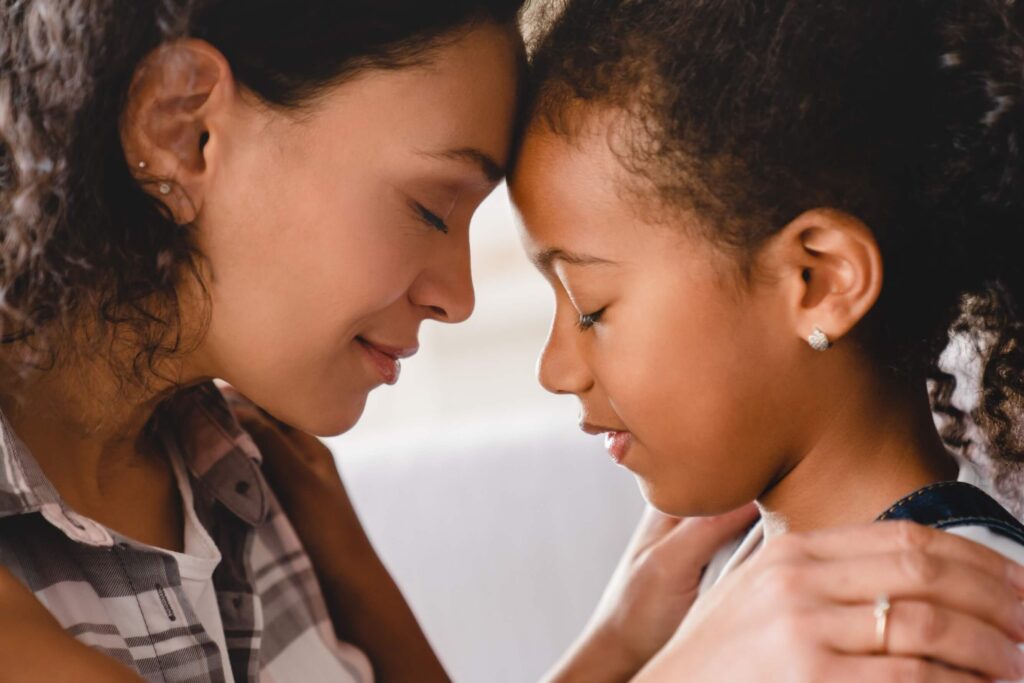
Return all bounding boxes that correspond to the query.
[0,383,373,683]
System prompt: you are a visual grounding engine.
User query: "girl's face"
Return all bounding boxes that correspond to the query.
[511,124,815,517]
[182,24,520,436]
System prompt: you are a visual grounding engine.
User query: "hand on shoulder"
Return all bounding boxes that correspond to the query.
[637,521,1024,682]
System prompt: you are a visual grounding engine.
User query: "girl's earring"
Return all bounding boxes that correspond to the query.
[808,327,831,352]
[137,161,147,169]
[158,182,171,195]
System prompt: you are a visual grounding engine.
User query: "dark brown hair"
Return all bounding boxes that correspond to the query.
[525,1,1024,466]
[0,0,526,379]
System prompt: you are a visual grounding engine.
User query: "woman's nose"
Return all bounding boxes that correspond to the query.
[409,236,476,324]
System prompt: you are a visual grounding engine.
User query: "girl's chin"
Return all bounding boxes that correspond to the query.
[637,479,744,518]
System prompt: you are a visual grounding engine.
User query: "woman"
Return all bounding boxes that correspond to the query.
[0,1,523,680]
[0,1,1021,682]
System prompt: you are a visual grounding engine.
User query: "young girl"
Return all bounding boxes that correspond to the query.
[512,0,1024,680]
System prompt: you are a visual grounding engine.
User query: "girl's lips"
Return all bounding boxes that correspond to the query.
[603,430,634,464]
[357,337,402,385]
[580,422,635,465]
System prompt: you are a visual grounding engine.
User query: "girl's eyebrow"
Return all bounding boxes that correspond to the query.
[531,247,617,272]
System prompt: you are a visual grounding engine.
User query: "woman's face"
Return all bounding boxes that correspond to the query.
[510,123,814,517]
[189,24,520,436]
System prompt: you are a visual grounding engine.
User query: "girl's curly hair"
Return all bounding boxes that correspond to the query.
[0,0,525,381]
[525,0,1024,476]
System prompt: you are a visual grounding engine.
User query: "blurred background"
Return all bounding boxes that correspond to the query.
[325,186,645,682]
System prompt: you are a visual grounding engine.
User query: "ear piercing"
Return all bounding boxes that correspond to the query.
[807,327,831,352]
[136,161,172,195]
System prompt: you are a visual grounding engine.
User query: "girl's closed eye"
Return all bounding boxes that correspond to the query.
[577,307,606,331]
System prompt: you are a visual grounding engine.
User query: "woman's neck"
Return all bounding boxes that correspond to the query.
[757,372,959,539]
[0,351,214,551]
[5,370,159,492]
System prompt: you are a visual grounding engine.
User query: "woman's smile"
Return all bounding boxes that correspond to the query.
[355,336,419,386]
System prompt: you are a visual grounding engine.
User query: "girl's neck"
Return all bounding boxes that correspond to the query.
[757,372,959,539]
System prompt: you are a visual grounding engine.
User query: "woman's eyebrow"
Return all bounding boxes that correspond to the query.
[531,247,617,272]
[422,147,505,183]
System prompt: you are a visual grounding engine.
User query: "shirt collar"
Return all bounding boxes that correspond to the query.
[0,382,270,527]
[0,410,61,516]
[152,382,270,527]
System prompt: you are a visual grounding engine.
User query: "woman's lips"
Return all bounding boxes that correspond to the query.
[357,337,415,386]
[603,430,634,464]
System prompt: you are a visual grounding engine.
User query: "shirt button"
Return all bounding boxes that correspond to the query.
[235,480,250,496]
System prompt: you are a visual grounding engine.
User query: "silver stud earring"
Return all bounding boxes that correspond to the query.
[137,161,147,169]
[807,327,831,352]
[158,182,171,195]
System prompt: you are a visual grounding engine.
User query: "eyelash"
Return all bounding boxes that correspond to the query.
[413,202,449,235]
[577,307,606,331]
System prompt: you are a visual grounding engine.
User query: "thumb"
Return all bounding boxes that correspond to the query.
[650,502,759,569]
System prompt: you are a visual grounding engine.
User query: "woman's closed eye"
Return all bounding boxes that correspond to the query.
[411,201,449,234]
[577,307,606,331]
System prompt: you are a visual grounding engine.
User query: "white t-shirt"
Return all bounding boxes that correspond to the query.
[138,448,234,681]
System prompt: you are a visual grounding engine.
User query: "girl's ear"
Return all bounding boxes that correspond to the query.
[119,39,235,224]
[763,208,883,350]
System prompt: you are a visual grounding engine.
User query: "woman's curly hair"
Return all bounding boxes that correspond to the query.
[0,0,525,382]
[526,1,1024,472]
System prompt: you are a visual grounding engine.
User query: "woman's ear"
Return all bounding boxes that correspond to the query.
[120,39,234,224]
[765,208,883,350]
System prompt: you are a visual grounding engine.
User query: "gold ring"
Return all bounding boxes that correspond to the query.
[874,594,891,653]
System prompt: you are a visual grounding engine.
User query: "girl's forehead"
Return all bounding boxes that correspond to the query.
[513,135,618,235]
[513,124,628,213]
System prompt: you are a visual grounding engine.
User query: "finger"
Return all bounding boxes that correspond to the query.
[820,601,1024,681]
[214,380,247,406]
[225,398,304,464]
[217,384,269,430]
[785,521,1024,594]
[803,553,1024,641]
[234,408,290,453]
[222,392,295,437]
[651,503,759,564]
[232,403,272,433]
[212,378,234,393]
[245,422,342,489]
[627,506,684,550]
[825,655,988,683]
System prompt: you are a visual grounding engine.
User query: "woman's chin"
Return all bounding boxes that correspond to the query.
[308,402,369,437]
[262,392,370,438]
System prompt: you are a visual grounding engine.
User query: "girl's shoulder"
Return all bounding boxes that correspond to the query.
[878,478,1024,561]
[699,466,1024,596]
